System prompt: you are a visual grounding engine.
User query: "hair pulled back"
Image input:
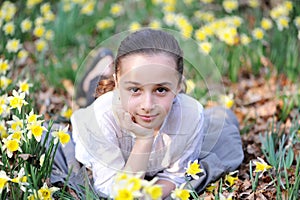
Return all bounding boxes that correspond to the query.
[95,28,183,98]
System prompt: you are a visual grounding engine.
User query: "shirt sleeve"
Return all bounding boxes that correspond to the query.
[71,109,125,196]
[156,105,205,187]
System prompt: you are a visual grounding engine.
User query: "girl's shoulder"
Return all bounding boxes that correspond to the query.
[72,91,114,122]
[174,93,203,119]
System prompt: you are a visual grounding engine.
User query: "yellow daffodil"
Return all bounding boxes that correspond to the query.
[7,90,28,113]
[2,138,21,158]
[270,5,289,20]
[17,49,29,61]
[276,16,290,31]
[261,18,273,30]
[96,18,114,31]
[284,1,293,12]
[252,27,264,40]
[163,12,176,27]
[26,109,42,124]
[115,188,134,200]
[27,121,47,142]
[199,42,212,55]
[6,39,21,53]
[205,182,217,192]
[37,183,59,200]
[144,185,162,200]
[149,20,161,30]
[26,0,42,9]
[127,176,142,191]
[1,2,17,22]
[0,121,8,139]
[80,1,96,16]
[51,125,70,147]
[0,59,10,74]
[11,131,23,142]
[294,16,300,29]
[43,11,55,22]
[195,29,207,41]
[248,0,259,8]
[17,79,32,94]
[11,168,28,192]
[129,22,141,32]
[34,17,44,26]
[61,106,73,119]
[110,3,124,17]
[40,3,51,14]
[7,115,23,132]
[0,76,12,90]
[0,170,10,193]
[253,157,272,174]
[171,184,190,200]
[33,25,45,38]
[222,0,238,13]
[185,160,203,180]
[240,33,251,45]
[220,94,234,109]
[163,3,176,13]
[225,171,239,187]
[3,21,15,35]
[20,18,32,32]
[35,39,48,52]
[44,30,54,41]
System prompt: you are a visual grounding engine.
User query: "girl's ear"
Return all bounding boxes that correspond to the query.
[113,73,118,88]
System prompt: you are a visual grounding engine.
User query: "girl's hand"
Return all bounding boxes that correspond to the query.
[114,108,154,138]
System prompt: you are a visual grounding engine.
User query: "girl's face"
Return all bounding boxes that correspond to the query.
[116,53,181,131]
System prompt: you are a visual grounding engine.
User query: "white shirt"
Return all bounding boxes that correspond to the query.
[71,90,204,195]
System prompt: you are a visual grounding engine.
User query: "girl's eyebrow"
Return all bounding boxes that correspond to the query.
[124,81,173,86]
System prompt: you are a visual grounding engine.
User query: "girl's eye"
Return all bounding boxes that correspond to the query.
[129,87,140,93]
[156,87,168,94]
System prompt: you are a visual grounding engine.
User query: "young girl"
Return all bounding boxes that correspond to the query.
[70,28,243,198]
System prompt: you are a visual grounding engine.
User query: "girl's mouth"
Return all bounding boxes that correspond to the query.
[137,114,158,122]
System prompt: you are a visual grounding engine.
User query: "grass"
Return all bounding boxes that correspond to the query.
[0,0,299,199]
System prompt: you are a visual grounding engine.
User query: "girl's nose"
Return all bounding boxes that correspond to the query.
[140,93,154,112]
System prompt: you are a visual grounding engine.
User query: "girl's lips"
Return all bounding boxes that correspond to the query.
[137,114,158,122]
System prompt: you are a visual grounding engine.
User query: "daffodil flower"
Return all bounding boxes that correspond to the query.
[51,125,70,147]
[253,157,272,175]
[185,160,203,180]
[61,105,73,119]
[26,109,42,124]
[171,183,190,200]
[0,170,10,193]
[220,94,234,109]
[11,168,29,192]
[7,90,28,113]
[27,121,47,142]
[17,79,33,95]
[37,182,59,200]
[205,182,217,192]
[112,173,143,199]
[2,137,22,158]
[224,170,239,187]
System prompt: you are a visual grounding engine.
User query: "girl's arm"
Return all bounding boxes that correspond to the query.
[115,108,155,175]
[124,137,154,175]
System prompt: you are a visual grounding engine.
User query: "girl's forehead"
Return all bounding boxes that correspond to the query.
[118,54,179,85]
[118,53,177,73]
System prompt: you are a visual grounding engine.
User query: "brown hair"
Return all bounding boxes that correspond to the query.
[95,28,183,98]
